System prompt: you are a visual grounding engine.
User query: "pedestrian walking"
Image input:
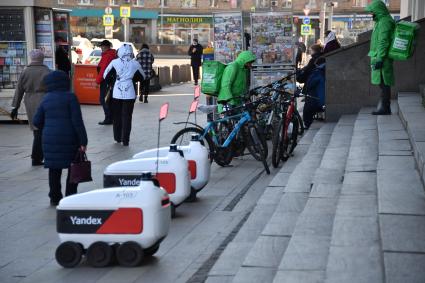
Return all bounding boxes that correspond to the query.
[55,44,71,76]
[104,44,146,146]
[10,49,51,166]
[136,43,154,103]
[96,40,116,125]
[33,71,88,206]
[188,39,203,85]
[366,0,395,115]
[295,37,307,68]
[323,31,341,54]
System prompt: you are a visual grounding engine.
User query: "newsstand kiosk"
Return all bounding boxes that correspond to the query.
[0,2,72,119]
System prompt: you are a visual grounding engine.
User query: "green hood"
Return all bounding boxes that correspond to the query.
[365,0,390,20]
[235,51,256,66]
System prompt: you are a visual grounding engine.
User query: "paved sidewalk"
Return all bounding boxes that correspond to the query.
[0,83,281,283]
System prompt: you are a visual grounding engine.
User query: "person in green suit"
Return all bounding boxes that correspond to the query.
[217,51,256,107]
[366,0,396,115]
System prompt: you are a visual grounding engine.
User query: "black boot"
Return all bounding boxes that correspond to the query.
[372,84,391,115]
[143,95,148,103]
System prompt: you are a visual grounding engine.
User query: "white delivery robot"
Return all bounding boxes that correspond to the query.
[103,145,190,216]
[55,172,171,268]
[133,135,210,201]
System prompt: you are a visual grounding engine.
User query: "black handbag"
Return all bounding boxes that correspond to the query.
[69,150,93,184]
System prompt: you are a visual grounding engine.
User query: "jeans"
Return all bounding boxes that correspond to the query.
[32,130,43,161]
[99,81,112,122]
[48,168,78,202]
[112,98,135,144]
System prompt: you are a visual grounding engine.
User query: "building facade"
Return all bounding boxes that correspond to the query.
[400,0,425,21]
[5,0,401,55]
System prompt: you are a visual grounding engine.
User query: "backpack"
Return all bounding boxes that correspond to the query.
[201,60,226,96]
[389,21,420,61]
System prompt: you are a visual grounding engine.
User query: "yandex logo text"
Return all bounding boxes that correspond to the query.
[70,216,102,225]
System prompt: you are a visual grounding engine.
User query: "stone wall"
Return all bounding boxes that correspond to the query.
[325,18,425,121]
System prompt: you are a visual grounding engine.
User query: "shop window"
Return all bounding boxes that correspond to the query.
[77,0,93,5]
[181,0,197,8]
[256,0,270,9]
[109,0,118,6]
[282,0,292,8]
[133,0,145,6]
[352,0,372,7]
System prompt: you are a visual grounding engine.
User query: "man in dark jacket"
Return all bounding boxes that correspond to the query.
[188,39,203,85]
[55,44,71,75]
[96,40,116,125]
[303,63,326,129]
[136,43,154,103]
[33,71,88,206]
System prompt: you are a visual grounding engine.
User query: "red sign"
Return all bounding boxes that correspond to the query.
[159,103,169,121]
[189,100,199,114]
[194,85,201,99]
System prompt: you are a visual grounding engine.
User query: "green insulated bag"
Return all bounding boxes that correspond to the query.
[201,61,226,96]
[389,21,420,61]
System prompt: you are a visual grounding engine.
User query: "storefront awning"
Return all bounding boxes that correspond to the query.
[70,8,158,19]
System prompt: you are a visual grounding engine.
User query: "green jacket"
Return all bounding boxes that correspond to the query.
[366,0,395,86]
[218,51,256,106]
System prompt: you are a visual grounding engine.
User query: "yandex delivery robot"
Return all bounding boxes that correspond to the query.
[133,135,210,201]
[103,145,190,216]
[55,172,171,268]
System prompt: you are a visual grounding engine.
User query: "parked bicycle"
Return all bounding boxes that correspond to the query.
[171,97,270,174]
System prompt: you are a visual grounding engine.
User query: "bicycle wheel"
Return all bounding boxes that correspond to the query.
[248,125,270,174]
[295,110,304,136]
[213,121,234,167]
[171,127,214,163]
[282,116,299,161]
[271,118,284,168]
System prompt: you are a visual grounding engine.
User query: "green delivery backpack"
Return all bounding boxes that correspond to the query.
[201,60,226,96]
[389,21,420,61]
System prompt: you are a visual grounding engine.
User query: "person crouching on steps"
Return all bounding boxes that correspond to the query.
[104,44,146,146]
[136,43,154,103]
[33,71,88,206]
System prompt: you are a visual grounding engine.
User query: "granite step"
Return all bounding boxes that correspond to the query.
[228,122,336,283]
[206,122,334,283]
[377,111,425,283]
[272,115,355,283]
[325,111,383,283]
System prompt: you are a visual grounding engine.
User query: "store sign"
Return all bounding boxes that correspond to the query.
[162,16,212,24]
[301,24,312,35]
[120,6,131,18]
[103,14,114,26]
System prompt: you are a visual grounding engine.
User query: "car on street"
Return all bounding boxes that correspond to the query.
[71,36,93,64]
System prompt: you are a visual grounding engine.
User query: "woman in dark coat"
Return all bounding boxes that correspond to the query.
[33,71,88,206]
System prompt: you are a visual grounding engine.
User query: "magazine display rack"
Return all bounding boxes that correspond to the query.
[213,12,244,64]
[250,12,296,89]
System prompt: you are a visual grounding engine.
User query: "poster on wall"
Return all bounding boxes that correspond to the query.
[213,12,243,64]
[250,12,294,66]
[35,8,55,70]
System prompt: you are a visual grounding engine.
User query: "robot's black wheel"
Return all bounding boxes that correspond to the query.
[116,241,144,267]
[55,241,83,268]
[171,202,176,218]
[86,242,114,267]
[185,188,198,203]
[144,243,160,257]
